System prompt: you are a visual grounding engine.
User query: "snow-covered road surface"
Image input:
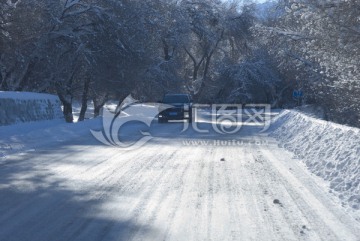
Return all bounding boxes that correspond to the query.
[0,114,359,241]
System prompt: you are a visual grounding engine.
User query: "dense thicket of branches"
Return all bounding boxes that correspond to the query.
[255,0,360,126]
[1,0,358,126]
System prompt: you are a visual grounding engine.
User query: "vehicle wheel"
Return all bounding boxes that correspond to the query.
[158,118,167,123]
[188,115,192,123]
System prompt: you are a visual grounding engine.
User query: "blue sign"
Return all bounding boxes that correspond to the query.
[293,90,303,98]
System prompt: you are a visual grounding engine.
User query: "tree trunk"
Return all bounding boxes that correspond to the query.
[94,105,101,118]
[0,76,9,91]
[62,101,74,123]
[78,78,91,122]
[16,60,34,91]
[195,55,212,99]
[194,54,212,101]
[56,90,74,123]
[93,97,101,118]
[58,95,74,123]
[0,64,15,91]
[114,94,130,118]
[93,94,108,118]
[162,39,171,61]
[271,85,291,108]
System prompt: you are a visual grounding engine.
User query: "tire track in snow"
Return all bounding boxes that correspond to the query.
[93,148,182,241]
[222,148,251,240]
[0,145,112,229]
[0,144,169,241]
[241,148,287,241]
[256,145,360,241]
[206,156,215,241]
[65,147,179,241]
[191,149,211,241]
[133,152,193,241]
[249,149,323,241]
[161,147,214,241]
[49,146,164,241]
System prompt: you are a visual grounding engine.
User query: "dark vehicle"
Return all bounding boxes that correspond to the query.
[158,94,192,123]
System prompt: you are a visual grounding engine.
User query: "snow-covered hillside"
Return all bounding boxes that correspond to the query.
[0,92,63,126]
[270,110,360,210]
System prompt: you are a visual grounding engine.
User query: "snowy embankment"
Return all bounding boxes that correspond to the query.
[0,95,145,159]
[270,110,360,210]
[0,91,101,159]
[0,91,63,126]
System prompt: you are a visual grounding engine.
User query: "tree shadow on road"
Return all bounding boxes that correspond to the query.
[0,146,157,241]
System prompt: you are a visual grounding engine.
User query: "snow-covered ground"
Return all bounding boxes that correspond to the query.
[0,118,102,159]
[269,110,360,211]
[71,101,96,122]
[0,105,359,241]
[71,100,118,122]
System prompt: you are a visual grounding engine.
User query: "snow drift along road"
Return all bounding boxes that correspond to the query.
[270,110,360,211]
[0,92,63,126]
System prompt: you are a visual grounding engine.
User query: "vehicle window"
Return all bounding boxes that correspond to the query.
[163,95,189,103]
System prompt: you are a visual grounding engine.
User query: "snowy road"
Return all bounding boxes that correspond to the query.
[0,115,360,241]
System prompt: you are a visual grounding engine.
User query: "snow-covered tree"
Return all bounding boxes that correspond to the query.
[252,0,360,125]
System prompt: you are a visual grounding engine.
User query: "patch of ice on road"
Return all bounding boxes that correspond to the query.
[269,110,360,210]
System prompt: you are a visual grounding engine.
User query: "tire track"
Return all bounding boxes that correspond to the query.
[0,145,116,227]
[206,158,215,241]
[256,145,360,241]
[0,145,169,241]
[241,148,286,241]
[249,149,322,241]
[135,155,192,241]
[92,148,182,241]
[161,146,208,241]
[222,148,249,240]
[64,148,179,241]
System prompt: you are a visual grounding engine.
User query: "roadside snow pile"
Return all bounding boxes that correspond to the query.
[0,91,63,126]
[0,101,155,160]
[270,110,360,210]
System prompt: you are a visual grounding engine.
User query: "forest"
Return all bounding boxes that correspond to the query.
[1,0,359,126]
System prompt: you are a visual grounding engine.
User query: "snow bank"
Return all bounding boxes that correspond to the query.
[270,110,360,210]
[0,91,63,126]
